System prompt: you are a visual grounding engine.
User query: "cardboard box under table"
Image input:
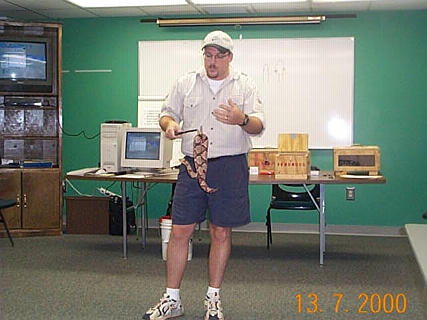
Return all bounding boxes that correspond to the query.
[66,196,110,234]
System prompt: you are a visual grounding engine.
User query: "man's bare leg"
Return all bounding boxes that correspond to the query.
[208,224,232,288]
[166,223,196,288]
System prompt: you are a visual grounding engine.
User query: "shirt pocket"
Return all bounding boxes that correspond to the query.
[184,96,201,109]
[183,96,202,127]
[229,95,244,110]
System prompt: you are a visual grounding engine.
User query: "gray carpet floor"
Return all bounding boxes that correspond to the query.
[1,229,426,319]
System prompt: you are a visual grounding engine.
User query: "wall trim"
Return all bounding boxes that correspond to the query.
[146,220,406,237]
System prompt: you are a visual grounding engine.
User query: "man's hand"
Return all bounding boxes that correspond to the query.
[212,98,245,125]
[160,116,181,139]
[165,121,182,139]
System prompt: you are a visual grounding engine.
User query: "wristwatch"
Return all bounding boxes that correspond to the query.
[239,113,249,127]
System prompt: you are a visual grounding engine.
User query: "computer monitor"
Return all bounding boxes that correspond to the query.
[0,38,56,94]
[120,127,173,171]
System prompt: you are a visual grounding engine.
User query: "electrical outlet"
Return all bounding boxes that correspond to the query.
[62,180,67,193]
[346,187,355,200]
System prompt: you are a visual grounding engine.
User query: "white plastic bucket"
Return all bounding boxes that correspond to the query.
[160,218,192,261]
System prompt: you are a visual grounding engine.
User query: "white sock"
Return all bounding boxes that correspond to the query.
[206,286,220,300]
[166,288,180,302]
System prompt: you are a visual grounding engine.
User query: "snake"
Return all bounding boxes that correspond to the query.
[180,132,218,193]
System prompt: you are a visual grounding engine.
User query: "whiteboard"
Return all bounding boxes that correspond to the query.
[138,37,354,149]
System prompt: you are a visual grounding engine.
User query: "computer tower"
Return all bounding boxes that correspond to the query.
[108,195,136,236]
[100,122,131,173]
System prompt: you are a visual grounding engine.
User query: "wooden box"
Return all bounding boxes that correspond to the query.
[333,146,380,176]
[66,196,110,234]
[248,149,278,175]
[275,151,310,180]
[278,133,308,152]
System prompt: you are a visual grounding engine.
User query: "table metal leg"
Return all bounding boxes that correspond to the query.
[303,183,326,265]
[319,184,326,265]
[121,181,128,259]
[141,182,147,249]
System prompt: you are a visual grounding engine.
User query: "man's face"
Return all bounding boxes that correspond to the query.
[203,46,233,80]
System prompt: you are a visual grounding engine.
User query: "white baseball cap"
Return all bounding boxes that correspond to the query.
[202,30,233,53]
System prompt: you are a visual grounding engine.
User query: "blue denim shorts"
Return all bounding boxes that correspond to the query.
[171,153,250,228]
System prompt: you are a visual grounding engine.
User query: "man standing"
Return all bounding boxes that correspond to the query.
[143,30,264,320]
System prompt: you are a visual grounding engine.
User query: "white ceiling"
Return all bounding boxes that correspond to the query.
[0,0,426,20]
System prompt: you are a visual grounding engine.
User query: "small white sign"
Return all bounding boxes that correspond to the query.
[249,166,259,175]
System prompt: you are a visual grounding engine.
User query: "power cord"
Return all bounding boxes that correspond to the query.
[59,122,100,140]
[64,178,92,196]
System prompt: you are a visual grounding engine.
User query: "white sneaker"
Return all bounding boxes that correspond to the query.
[142,293,184,320]
[204,294,224,320]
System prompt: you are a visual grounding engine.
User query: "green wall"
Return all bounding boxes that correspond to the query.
[61,11,427,227]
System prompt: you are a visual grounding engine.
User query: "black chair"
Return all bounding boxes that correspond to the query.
[0,199,17,247]
[266,184,320,249]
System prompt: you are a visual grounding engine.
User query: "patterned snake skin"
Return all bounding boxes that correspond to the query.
[181,132,218,193]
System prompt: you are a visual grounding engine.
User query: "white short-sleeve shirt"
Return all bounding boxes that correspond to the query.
[160,68,265,159]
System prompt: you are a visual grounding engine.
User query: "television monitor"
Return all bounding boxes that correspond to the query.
[120,127,173,171]
[0,38,55,94]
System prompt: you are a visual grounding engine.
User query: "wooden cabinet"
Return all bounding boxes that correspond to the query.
[0,169,61,235]
[0,169,21,229]
[0,21,62,237]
